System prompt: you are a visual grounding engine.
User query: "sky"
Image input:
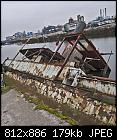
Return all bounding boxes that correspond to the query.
[1,1,116,40]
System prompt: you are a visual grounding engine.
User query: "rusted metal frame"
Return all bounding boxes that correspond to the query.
[8,37,32,67]
[15,50,40,70]
[20,50,29,61]
[83,57,100,69]
[33,44,46,62]
[77,40,88,52]
[14,50,29,69]
[82,33,108,67]
[103,50,113,76]
[55,34,96,73]
[67,39,95,70]
[68,39,91,57]
[21,50,40,61]
[8,59,63,67]
[82,33,111,76]
[61,41,69,56]
[2,57,9,65]
[15,37,46,70]
[53,35,81,80]
[68,40,83,55]
[32,45,52,76]
[74,56,96,71]
[100,52,114,55]
[33,50,42,62]
[32,34,46,62]
[68,40,100,70]
[65,32,81,38]
[106,50,113,64]
[48,37,66,63]
[89,75,116,83]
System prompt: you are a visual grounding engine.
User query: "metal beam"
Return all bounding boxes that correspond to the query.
[33,45,46,62]
[68,40,83,55]
[103,50,112,76]
[15,50,40,70]
[21,50,40,61]
[54,35,81,80]
[82,33,108,67]
[77,40,88,52]
[48,37,66,63]
[74,56,96,71]
[8,37,32,67]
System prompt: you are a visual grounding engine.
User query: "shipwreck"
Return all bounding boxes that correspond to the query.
[2,21,116,125]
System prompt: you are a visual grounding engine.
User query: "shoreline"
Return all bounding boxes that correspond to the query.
[2,23,115,45]
[20,24,116,44]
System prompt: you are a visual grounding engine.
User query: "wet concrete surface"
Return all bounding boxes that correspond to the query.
[1,89,69,126]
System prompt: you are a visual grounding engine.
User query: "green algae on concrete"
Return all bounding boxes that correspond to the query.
[26,96,78,125]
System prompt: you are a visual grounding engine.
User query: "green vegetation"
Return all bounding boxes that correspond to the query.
[1,74,15,93]
[2,75,33,94]
[1,85,11,94]
[27,96,78,125]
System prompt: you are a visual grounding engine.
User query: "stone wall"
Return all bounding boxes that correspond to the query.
[6,71,116,125]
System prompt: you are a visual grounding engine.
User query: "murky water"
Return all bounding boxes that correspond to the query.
[90,37,116,80]
[1,37,116,80]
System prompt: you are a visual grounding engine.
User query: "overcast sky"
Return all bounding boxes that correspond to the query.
[1,1,116,40]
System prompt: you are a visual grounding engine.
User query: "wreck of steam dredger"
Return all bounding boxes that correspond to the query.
[3,20,116,125]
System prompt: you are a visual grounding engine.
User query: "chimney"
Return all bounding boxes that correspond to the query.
[77,15,80,22]
[100,9,102,17]
[80,16,84,22]
[105,8,106,17]
[103,9,104,18]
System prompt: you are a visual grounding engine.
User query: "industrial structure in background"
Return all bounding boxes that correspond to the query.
[2,8,116,45]
[42,25,63,34]
[63,15,85,32]
[87,8,115,28]
[5,30,41,42]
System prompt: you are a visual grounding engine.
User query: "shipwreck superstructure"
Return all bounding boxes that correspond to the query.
[4,32,111,80]
[3,30,116,125]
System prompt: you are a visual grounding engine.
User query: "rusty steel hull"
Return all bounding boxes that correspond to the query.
[79,77,116,96]
[4,59,116,96]
[4,59,67,80]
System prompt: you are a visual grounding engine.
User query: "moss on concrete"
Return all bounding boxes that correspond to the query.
[25,96,77,125]
[1,85,11,94]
